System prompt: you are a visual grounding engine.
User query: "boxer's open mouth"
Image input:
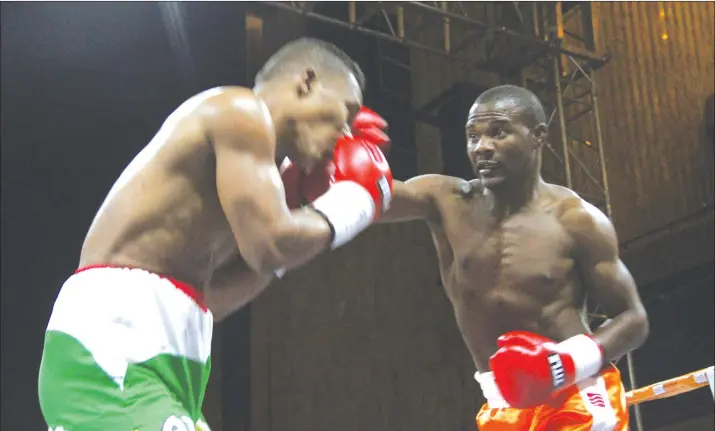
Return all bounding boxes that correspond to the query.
[476,161,500,176]
[476,160,499,170]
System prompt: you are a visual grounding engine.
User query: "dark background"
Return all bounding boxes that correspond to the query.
[2,2,713,431]
[1,2,253,429]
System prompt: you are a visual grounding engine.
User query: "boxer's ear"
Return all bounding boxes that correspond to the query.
[297,68,317,98]
[531,123,548,149]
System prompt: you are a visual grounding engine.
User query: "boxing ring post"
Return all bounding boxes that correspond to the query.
[626,352,644,430]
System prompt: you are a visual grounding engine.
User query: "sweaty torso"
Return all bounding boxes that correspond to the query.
[428,178,589,371]
[79,87,267,313]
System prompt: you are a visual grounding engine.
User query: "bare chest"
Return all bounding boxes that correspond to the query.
[439,199,577,301]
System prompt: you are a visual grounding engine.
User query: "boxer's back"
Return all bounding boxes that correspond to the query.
[80,87,250,287]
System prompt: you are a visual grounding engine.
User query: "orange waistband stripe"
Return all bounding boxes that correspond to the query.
[75,264,207,312]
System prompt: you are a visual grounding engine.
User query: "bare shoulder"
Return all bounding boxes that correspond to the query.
[404,174,452,192]
[193,87,275,157]
[405,174,476,199]
[550,184,617,254]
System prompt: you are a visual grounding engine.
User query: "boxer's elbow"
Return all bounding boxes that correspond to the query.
[240,239,286,275]
[629,307,650,349]
[242,217,331,274]
[616,306,649,352]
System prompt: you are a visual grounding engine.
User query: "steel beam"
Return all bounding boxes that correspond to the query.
[264,1,607,73]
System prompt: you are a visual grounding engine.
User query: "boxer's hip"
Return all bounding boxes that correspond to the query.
[475,365,628,431]
[39,266,214,427]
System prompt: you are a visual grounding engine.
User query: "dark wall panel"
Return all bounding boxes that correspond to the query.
[593,2,714,242]
[250,224,483,431]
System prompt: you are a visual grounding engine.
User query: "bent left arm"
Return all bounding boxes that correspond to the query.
[565,202,650,362]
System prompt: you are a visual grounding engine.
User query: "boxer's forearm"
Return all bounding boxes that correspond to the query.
[206,259,274,319]
[592,307,649,363]
[253,207,332,274]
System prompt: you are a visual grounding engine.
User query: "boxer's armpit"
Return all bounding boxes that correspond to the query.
[377,175,442,223]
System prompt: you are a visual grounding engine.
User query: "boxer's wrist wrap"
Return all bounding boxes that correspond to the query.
[309,181,375,249]
[554,334,605,382]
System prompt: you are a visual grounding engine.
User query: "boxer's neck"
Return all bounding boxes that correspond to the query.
[491,168,544,217]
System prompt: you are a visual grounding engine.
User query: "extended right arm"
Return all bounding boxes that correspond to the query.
[379,175,442,223]
[209,92,333,274]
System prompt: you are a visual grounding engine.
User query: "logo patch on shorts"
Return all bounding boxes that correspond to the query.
[162,415,195,431]
[548,354,566,388]
[586,392,606,407]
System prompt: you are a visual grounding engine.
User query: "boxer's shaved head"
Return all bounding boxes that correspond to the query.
[255,38,366,91]
[473,85,546,128]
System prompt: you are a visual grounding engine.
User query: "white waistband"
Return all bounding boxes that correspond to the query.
[474,371,511,408]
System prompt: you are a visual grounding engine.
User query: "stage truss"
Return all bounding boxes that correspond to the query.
[263,1,644,429]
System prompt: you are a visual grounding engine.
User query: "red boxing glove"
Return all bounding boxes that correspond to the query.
[279,158,304,209]
[309,136,393,248]
[280,158,331,209]
[351,106,390,148]
[489,331,605,408]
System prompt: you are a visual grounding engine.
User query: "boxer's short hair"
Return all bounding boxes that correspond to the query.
[475,85,547,128]
[255,38,365,91]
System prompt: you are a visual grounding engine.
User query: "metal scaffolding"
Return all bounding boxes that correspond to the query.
[266,1,610,209]
[263,1,641,429]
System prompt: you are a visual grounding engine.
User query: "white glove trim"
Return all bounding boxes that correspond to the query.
[556,334,604,382]
[310,181,375,249]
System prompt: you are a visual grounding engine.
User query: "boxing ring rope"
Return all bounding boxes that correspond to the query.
[625,365,715,406]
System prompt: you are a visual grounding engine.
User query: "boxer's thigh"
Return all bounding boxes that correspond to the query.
[39,330,211,431]
[535,367,628,431]
[40,330,133,430]
[120,356,211,430]
[127,398,199,431]
[475,403,538,431]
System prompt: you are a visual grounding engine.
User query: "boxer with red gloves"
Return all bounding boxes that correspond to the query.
[281,131,392,250]
[39,37,400,431]
[490,331,605,408]
[373,85,648,430]
[281,105,391,209]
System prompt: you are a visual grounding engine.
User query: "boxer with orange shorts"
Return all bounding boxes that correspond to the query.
[374,85,648,430]
[476,365,628,430]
